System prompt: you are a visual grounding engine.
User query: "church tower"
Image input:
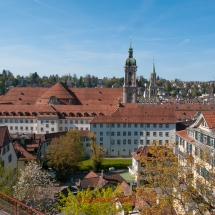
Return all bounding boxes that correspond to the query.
[149,59,158,98]
[123,43,137,103]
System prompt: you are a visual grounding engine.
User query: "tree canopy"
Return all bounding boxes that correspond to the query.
[46,130,85,175]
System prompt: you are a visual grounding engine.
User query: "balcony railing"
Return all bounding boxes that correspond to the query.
[0,192,44,215]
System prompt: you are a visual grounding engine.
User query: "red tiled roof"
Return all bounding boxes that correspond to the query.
[85,171,99,178]
[0,126,11,148]
[13,141,36,161]
[176,130,194,142]
[203,113,215,129]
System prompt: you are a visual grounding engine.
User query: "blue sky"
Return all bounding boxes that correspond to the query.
[0,0,215,81]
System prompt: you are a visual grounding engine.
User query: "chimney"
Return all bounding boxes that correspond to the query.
[101,170,104,178]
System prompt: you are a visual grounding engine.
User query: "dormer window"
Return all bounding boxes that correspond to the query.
[84,113,88,117]
[4,112,7,116]
[11,112,14,116]
[25,112,28,116]
[32,112,36,116]
[18,112,21,116]
[92,113,96,117]
[69,113,73,117]
[40,112,43,115]
[76,113,79,117]
[99,113,104,116]
[62,113,65,118]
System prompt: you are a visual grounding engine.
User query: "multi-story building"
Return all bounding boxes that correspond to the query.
[175,112,215,208]
[90,106,176,157]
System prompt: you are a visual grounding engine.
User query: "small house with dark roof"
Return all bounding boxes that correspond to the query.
[0,126,17,168]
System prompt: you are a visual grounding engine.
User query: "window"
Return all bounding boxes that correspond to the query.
[5,119,8,123]
[30,120,33,123]
[159,124,163,128]
[15,126,18,130]
[140,132,143,136]
[128,124,131,128]
[25,119,28,123]
[59,120,62,124]
[51,128,54,132]
[147,140,150,145]
[128,140,131,144]
[147,124,150,128]
[134,139,138,144]
[106,124,109,127]
[134,124,138,128]
[46,124,49,128]
[100,137,103,141]
[20,126,23,130]
[140,124,143,128]
[123,140,126,144]
[134,132,138,136]
[117,140,121,145]
[65,120,68,124]
[100,132,103,136]
[106,132,110,136]
[123,124,126,128]
[111,140,115,145]
[128,131,131,136]
[165,140,169,144]
[159,132,163,137]
[123,132,126,136]
[100,124,103,128]
[147,132,150,136]
[75,120,78,123]
[111,132,115,136]
[15,119,18,123]
[8,154,12,163]
[117,124,120,128]
[70,120,73,124]
[20,119,23,123]
[93,124,96,128]
[100,143,103,146]
[31,127,33,131]
[153,132,157,137]
[153,124,157,128]
[10,126,13,130]
[165,132,169,137]
[0,119,2,123]
[140,140,144,145]
[10,119,13,123]
[166,124,169,128]
[65,127,68,131]
[2,148,6,155]
[60,127,62,131]
[111,124,115,128]
[25,127,28,130]
[40,127,43,132]
[159,140,162,145]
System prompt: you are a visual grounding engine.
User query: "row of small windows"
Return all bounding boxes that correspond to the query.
[10,126,34,131]
[59,127,89,131]
[100,131,169,137]
[59,120,89,124]
[61,112,103,118]
[98,139,168,145]
[0,119,35,123]
[0,112,55,116]
[94,123,170,128]
[195,131,215,147]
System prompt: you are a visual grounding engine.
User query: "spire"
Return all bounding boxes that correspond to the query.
[128,39,133,58]
[152,57,155,74]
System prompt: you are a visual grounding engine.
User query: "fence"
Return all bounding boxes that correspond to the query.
[0,192,44,215]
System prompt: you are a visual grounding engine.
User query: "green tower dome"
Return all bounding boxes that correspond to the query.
[125,46,136,66]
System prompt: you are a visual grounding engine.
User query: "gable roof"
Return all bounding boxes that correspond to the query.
[202,112,215,129]
[13,141,36,161]
[176,130,194,142]
[0,126,11,149]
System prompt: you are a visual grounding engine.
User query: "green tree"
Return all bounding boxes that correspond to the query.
[88,132,105,172]
[0,158,17,196]
[58,186,132,215]
[46,130,85,175]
